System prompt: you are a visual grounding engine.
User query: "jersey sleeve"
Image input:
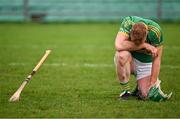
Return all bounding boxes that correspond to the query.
[149,29,163,47]
[118,17,133,37]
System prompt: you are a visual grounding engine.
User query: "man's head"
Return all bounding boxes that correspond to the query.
[130,22,148,45]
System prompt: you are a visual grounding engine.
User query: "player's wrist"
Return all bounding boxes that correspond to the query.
[143,43,150,48]
[150,78,157,87]
[141,43,148,49]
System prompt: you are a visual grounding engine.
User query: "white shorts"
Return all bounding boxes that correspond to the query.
[133,58,152,80]
[114,55,152,80]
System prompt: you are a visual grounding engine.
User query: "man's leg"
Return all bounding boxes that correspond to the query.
[115,51,132,99]
[132,58,152,99]
[137,76,151,99]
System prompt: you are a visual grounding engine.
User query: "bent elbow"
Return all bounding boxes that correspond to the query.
[115,44,123,51]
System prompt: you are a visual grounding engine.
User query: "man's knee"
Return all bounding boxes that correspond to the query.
[115,51,131,66]
[137,76,151,99]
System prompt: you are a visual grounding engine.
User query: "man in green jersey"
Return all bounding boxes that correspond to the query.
[114,16,172,101]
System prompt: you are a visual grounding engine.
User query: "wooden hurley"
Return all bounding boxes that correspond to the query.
[9,50,51,102]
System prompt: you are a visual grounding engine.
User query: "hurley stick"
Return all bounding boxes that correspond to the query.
[9,50,51,102]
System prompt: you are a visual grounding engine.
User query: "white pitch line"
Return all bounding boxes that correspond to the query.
[9,63,27,66]
[161,65,180,69]
[164,46,180,50]
[8,62,180,69]
[4,45,180,50]
[9,63,114,68]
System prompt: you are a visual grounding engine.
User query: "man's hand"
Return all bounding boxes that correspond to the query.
[147,79,160,92]
[144,43,158,57]
[147,80,172,102]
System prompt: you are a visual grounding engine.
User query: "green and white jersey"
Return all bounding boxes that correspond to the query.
[118,16,163,63]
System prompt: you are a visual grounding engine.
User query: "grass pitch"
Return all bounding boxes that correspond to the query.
[0,22,180,118]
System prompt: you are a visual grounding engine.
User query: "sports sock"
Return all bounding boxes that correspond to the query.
[120,82,130,92]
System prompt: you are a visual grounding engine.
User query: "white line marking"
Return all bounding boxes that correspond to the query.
[9,63,26,66]
[161,65,180,69]
[8,62,114,68]
[164,46,180,50]
[3,45,180,50]
[2,44,111,49]
[8,62,180,69]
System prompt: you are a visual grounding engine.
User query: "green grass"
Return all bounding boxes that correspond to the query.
[0,23,180,118]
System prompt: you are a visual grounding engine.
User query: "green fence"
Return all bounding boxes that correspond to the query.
[0,0,179,22]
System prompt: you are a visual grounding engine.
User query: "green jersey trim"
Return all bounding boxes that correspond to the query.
[118,16,163,63]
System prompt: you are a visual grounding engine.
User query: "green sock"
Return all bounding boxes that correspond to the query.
[120,82,130,91]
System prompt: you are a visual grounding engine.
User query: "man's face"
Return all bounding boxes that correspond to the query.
[130,30,148,45]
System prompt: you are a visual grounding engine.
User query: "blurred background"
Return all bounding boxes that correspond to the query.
[0,0,180,22]
[0,0,180,118]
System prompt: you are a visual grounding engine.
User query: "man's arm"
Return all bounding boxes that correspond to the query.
[115,32,157,57]
[150,45,163,85]
[115,32,146,51]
